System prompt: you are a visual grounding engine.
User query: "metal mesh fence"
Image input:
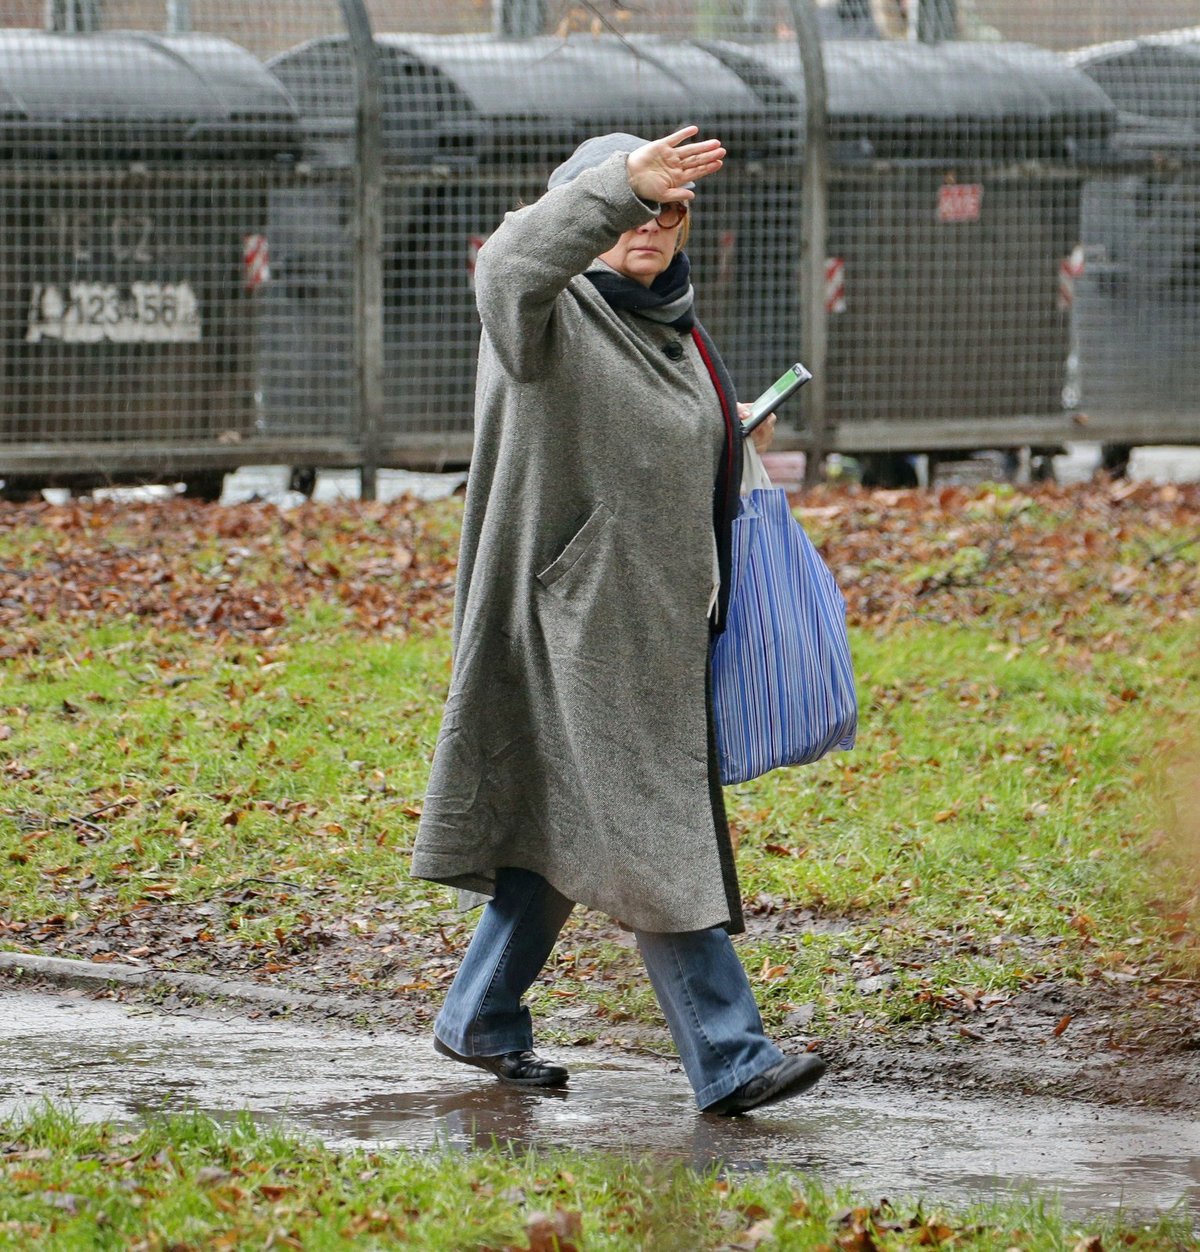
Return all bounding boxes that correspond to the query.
[0,0,1196,497]
[342,0,808,465]
[0,1,353,497]
[1067,28,1200,448]
[818,0,1200,480]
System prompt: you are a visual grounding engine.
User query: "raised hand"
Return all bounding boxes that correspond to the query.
[626,126,726,205]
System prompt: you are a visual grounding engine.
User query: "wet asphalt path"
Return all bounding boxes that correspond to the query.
[2,989,1197,1225]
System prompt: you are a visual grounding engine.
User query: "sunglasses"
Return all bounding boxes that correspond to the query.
[654,203,689,229]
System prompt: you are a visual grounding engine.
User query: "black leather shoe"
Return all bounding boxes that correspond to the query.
[433,1035,569,1088]
[706,1053,825,1116]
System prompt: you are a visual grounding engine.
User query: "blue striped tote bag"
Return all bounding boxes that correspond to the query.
[711,445,857,786]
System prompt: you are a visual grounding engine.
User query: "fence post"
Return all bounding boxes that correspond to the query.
[339,0,384,501]
[790,0,832,487]
[165,0,190,34]
[493,0,546,37]
[909,0,959,41]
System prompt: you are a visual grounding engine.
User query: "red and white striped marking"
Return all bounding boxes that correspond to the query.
[825,256,846,314]
[1058,245,1085,311]
[242,234,270,290]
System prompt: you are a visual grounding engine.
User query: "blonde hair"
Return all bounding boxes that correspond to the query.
[676,209,691,254]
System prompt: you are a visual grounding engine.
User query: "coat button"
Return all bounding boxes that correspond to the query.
[662,340,684,361]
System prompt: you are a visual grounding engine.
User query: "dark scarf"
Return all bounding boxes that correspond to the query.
[584,253,743,633]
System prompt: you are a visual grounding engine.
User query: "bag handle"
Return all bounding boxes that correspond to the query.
[740,433,773,495]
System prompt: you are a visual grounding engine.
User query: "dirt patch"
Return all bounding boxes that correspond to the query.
[829,976,1200,1113]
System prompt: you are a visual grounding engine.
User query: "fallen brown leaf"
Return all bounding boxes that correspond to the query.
[836,1221,879,1252]
[522,1207,583,1252]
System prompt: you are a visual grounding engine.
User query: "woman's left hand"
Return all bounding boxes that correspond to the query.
[738,403,776,453]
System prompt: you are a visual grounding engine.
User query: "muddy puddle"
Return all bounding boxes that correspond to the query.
[2,989,1197,1224]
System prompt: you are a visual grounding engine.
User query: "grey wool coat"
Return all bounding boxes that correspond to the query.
[410,152,745,934]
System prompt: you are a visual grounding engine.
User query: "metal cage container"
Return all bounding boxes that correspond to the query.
[0,30,300,497]
[1070,30,1200,445]
[701,39,1116,461]
[265,33,801,468]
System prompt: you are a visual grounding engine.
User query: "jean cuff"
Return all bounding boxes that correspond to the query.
[693,1049,785,1111]
[434,1021,534,1058]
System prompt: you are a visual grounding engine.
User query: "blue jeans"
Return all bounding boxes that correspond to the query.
[434,867,783,1110]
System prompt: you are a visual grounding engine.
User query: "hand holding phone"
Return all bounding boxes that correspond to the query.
[742,362,812,435]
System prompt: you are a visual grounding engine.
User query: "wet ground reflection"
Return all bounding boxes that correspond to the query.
[3,990,1196,1225]
[300,1082,826,1177]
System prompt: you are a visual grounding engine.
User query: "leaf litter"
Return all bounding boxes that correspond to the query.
[0,495,459,643]
[1,479,1197,642]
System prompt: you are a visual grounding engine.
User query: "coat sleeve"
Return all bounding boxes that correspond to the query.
[473,152,660,382]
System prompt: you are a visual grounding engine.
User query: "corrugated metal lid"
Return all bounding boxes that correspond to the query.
[0,30,299,156]
[701,39,1115,160]
[1069,27,1200,140]
[272,33,799,165]
[376,33,768,118]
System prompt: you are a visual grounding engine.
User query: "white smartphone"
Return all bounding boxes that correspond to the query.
[743,362,813,434]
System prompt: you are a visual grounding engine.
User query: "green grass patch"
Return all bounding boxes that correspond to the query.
[1,495,1197,1042]
[0,623,448,915]
[719,617,1199,1030]
[0,1107,1192,1251]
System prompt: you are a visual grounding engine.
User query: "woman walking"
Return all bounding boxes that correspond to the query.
[410,126,824,1115]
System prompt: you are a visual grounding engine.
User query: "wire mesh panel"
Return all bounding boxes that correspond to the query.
[2,1,1198,494]
[1068,29,1200,443]
[0,1,354,498]
[937,1,1200,49]
[802,38,1115,466]
[263,0,812,466]
[817,0,1200,474]
[328,0,1200,472]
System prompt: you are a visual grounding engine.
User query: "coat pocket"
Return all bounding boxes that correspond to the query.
[536,502,613,592]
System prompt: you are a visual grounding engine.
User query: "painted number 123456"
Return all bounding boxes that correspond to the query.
[25,280,202,344]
